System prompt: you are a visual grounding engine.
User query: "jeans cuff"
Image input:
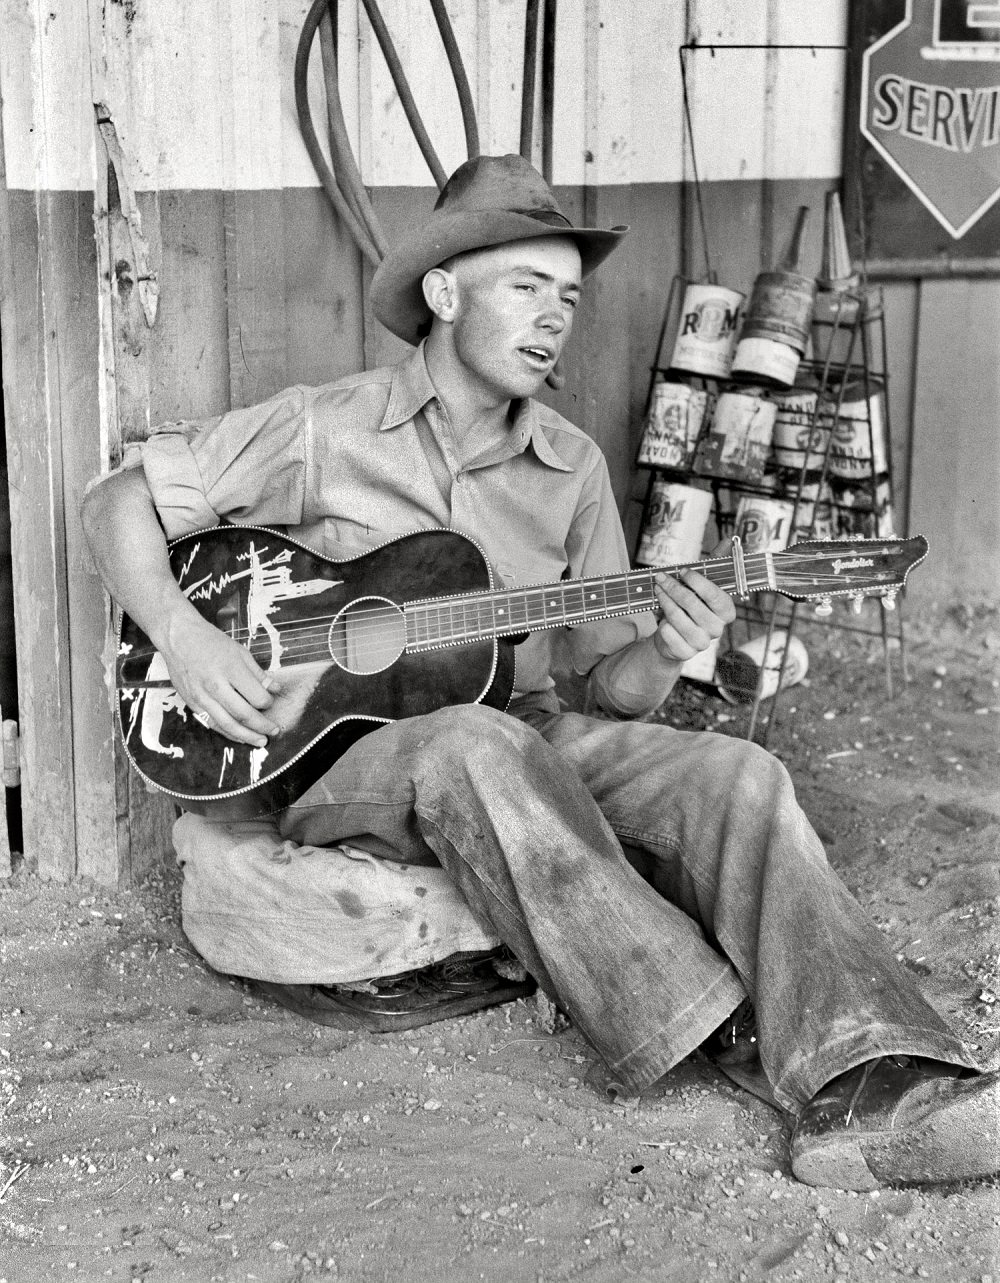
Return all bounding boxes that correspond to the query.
[771,1023,981,1115]
[606,969,747,1095]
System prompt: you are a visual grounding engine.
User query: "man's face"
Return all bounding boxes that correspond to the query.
[445,236,583,404]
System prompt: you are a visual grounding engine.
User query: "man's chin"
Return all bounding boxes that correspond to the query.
[506,368,553,400]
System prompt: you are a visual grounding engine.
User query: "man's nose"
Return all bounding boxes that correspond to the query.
[537,296,567,332]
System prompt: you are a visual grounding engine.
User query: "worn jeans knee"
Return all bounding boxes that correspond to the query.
[404,703,547,782]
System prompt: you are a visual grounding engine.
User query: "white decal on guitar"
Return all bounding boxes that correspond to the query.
[184,542,340,671]
[832,556,874,575]
[178,542,201,582]
[249,743,268,784]
[218,745,234,789]
[125,652,187,759]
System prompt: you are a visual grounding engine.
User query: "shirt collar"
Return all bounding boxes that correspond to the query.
[510,398,574,472]
[379,343,574,473]
[379,342,440,431]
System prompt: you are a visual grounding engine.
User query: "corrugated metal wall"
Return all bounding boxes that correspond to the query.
[0,0,995,883]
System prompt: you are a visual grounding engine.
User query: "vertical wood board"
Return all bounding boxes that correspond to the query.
[0,190,78,879]
[56,187,126,886]
[878,279,919,534]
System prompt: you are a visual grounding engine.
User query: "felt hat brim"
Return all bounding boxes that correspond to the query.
[370,208,626,346]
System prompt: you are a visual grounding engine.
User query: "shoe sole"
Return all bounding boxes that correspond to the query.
[254,978,536,1033]
[791,1073,1000,1191]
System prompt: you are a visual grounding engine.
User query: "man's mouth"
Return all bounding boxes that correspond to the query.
[518,345,554,368]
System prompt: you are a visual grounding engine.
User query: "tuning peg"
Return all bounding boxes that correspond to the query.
[814,597,833,617]
[852,592,865,615]
[880,590,897,611]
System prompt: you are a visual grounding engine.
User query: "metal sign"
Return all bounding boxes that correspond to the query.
[860,0,1000,238]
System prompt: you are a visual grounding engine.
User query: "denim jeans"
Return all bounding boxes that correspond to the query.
[279,703,975,1112]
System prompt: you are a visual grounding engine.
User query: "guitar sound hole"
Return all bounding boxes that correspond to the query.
[328,596,406,675]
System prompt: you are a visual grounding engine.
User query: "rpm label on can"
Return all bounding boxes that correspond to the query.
[636,481,713,567]
[669,285,744,379]
[734,496,795,553]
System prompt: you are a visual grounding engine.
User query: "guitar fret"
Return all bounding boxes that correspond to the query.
[524,588,544,629]
[493,591,516,631]
[410,605,428,646]
[561,581,585,623]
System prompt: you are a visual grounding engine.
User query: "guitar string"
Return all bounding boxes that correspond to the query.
[122,580,899,673]
[122,550,907,667]
[221,572,884,646]
[174,550,887,644]
[124,588,899,671]
[188,578,887,664]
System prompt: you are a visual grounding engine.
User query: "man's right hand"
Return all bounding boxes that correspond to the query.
[159,609,281,748]
[81,466,282,749]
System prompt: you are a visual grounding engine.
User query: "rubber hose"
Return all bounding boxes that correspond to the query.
[317,8,390,255]
[429,0,480,161]
[541,0,556,183]
[519,0,539,159]
[294,0,383,264]
[360,0,449,190]
[317,1,369,233]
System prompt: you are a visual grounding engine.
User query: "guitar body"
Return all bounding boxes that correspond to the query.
[117,526,514,819]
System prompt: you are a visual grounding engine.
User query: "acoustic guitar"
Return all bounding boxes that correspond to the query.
[115,524,927,819]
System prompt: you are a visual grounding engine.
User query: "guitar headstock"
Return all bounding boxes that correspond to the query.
[771,535,928,612]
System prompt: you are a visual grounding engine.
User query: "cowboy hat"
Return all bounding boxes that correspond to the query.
[370,153,627,345]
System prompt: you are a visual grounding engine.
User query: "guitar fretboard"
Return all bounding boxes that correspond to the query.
[403,555,770,651]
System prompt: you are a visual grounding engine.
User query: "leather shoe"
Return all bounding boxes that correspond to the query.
[702,998,759,1065]
[250,949,536,1033]
[698,1000,783,1111]
[791,1055,1000,1190]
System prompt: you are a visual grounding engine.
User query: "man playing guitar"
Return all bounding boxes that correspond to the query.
[83,154,998,1192]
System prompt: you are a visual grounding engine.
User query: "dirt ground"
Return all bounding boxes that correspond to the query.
[2,602,998,1283]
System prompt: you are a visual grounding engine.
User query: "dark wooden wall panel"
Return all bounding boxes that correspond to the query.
[224,190,289,411]
[283,188,365,389]
[149,191,231,424]
[910,277,1000,604]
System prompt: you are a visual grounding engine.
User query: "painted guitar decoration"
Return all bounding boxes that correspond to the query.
[116,525,927,819]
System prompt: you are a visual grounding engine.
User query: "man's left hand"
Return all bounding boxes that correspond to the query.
[651,569,736,664]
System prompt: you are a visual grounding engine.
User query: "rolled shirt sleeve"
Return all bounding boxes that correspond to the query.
[136,387,310,540]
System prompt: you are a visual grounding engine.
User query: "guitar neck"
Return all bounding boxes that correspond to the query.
[404,552,773,652]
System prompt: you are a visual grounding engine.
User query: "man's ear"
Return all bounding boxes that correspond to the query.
[422,266,458,323]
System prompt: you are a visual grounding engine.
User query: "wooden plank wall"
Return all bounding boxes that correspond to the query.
[2,0,995,887]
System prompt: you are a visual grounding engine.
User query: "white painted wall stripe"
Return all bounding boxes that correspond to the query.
[0,0,848,192]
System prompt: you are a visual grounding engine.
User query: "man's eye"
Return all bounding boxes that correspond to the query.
[516,282,536,293]
[563,296,579,309]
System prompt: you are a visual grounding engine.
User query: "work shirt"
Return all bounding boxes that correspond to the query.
[122,343,656,713]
